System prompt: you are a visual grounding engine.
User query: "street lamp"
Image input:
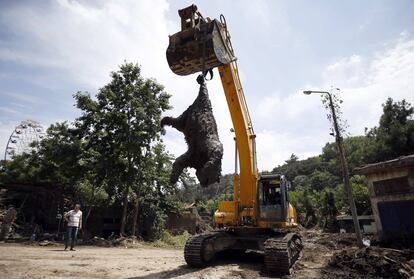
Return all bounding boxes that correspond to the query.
[303,89,363,247]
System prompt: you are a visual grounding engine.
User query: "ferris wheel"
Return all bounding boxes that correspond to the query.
[4,120,45,161]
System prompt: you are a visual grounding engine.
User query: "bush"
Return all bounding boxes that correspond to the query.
[140,202,167,241]
[152,231,191,248]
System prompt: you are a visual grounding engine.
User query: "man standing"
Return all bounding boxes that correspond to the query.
[64,204,82,251]
[0,205,17,240]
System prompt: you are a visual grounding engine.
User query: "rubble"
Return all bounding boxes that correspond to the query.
[315,233,359,249]
[329,246,414,278]
[82,236,144,248]
[3,232,26,242]
[83,236,112,247]
[161,76,223,187]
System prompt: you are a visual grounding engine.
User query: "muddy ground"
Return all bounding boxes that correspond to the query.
[0,231,406,279]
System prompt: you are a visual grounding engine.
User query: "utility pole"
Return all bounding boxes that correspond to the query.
[303,89,364,247]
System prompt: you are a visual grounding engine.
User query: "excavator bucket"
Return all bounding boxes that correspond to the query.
[166,4,235,76]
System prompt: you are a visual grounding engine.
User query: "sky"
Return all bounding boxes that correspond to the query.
[0,0,413,175]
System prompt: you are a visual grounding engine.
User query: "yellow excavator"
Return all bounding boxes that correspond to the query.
[166,5,303,274]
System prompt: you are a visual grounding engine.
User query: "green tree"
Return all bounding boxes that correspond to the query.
[0,152,36,183]
[74,62,170,236]
[309,170,338,190]
[131,142,175,237]
[322,136,376,176]
[288,187,306,221]
[303,194,317,228]
[0,122,113,231]
[291,175,311,192]
[39,123,109,229]
[367,98,414,162]
[32,122,84,186]
[334,175,371,215]
[319,191,339,232]
[273,155,322,186]
[0,122,86,188]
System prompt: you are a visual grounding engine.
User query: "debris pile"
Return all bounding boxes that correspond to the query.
[82,236,143,248]
[84,236,112,247]
[329,246,414,278]
[314,233,359,249]
[161,76,223,187]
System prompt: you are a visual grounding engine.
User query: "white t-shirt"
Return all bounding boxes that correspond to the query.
[67,210,82,227]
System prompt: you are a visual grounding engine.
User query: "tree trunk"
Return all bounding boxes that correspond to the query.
[120,104,133,237]
[83,186,95,231]
[131,196,139,237]
[120,185,129,236]
[84,206,93,230]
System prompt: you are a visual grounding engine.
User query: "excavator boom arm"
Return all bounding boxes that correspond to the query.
[218,63,258,209]
[166,4,259,224]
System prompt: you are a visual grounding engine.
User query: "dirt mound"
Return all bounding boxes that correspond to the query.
[329,246,414,278]
[161,75,223,187]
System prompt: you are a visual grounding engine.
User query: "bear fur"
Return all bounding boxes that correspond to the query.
[161,76,223,187]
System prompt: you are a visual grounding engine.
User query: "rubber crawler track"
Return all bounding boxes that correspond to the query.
[184,232,220,267]
[264,233,303,274]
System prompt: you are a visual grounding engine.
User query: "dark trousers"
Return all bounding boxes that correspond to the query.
[65,226,79,249]
[0,223,11,240]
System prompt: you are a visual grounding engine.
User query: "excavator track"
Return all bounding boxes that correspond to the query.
[264,233,303,275]
[184,231,222,267]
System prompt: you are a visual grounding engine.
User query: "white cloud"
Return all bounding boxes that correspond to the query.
[251,34,414,171]
[256,130,322,171]
[324,54,366,86]
[0,0,175,89]
[339,36,414,135]
[326,55,362,72]
[2,92,41,105]
[0,107,20,114]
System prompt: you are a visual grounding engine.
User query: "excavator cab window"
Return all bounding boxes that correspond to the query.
[263,182,281,205]
[257,175,287,221]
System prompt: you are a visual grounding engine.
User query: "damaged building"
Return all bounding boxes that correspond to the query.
[355,154,414,243]
[0,182,122,239]
[166,203,212,235]
[0,182,65,236]
[0,182,209,239]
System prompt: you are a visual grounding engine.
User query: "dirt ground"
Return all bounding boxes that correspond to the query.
[0,232,345,279]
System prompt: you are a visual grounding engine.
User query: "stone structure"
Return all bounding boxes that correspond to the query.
[355,154,414,242]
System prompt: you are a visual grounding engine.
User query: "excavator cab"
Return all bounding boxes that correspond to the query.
[257,174,288,221]
[166,4,235,76]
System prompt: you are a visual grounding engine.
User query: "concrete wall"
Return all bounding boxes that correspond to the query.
[366,167,414,242]
[86,207,122,238]
[337,216,377,234]
[166,210,198,234]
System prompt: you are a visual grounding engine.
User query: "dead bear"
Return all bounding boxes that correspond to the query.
[161,75,223,187]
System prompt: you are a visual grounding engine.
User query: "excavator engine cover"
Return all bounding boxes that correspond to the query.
[167,6,235,76]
